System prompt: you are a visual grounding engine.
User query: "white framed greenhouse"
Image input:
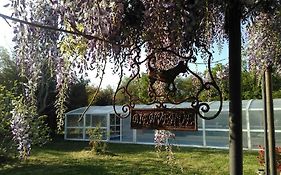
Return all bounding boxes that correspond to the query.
[64,99,281,150]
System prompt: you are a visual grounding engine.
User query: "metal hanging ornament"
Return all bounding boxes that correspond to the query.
[113,44,223,130]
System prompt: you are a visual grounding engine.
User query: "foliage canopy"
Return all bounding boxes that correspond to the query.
[2,0,280,129]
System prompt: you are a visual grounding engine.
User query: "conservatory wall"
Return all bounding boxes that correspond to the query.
[64,99,281,150]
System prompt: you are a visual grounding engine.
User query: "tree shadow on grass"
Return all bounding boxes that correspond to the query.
[106,143,155,154]
[0,164,109,175]
[36,140,155,156]
[0,157,182,175]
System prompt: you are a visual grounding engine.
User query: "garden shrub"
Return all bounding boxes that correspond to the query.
[0,84,50,161]
[88,123,107,154]
[11,96,50,160]
[0,85,17,161]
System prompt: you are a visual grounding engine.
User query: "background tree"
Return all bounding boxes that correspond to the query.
[87,85,114,106]
[113,73,150,104]
[0,85,17,161]
[67,78,89,110]
[272,75,281,98]
[112,64,281,104]
[0,47,23,92]
[174,76,194,100]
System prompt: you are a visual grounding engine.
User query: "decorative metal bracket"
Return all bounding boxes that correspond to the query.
[113,44,222,121]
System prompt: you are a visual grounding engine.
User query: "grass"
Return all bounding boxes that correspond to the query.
[0,138,259,175]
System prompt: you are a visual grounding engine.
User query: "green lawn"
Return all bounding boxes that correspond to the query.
[0,139,259,175]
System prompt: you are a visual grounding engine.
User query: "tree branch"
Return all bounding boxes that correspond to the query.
[78,60,107,122]
[242,0,264,19]
[0,13,130,47]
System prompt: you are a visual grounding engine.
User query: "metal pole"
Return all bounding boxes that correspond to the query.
[228,1,243,175]
[265,67,277,175]
[262,71,269,175]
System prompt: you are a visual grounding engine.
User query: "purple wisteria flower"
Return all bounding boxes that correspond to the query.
[10,104,31,160]
[154,130,175,148]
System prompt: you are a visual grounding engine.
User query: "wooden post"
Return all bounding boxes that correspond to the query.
[228,0,243,174]
[265,67,277,175]
[262,71,269,175]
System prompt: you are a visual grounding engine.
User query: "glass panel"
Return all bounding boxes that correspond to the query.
[116,117,120,125]
[274,111,281,130]
[85,129,91,140]
[66,115,83,127]
[274,99,281,106]
[243,131,249,148]
[204,111,228,129]
[250,100,263,109]
[173,131,203,146]
[109,114,120,141]
[110,126,115,132]
[66,128,83,139]
[121,118,133,142]
[198,117,202,128]
[206,131,228,147]
[110,125,120,141]
[249,111,264,130]
[242,111,247,129]
[251,132,281,149]
[250,131,264,149]
[110,135,120,141]
[242,100,250,109]
[85,114,91,127]
[276,132,281,146]
[110,131,120,140]
[136,129,154,143]
[92,115,107,127]
[110,114,115,125]
[210,101,229,111]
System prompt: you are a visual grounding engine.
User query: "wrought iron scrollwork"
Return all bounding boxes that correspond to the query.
[113,43,223,120]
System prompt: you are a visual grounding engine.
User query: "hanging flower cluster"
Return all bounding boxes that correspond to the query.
[10,100,31,160]
[216,64,229,80]
[154,130,175,154]
[9,0,73,130]
[51,0,228,72]
[154,130,182,172]
[9,95,50,160]
[247,11,281,74]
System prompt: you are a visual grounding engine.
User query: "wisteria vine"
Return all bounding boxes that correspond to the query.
[247,11,281,73]
[10,97,32,160]
[3,0,280,131]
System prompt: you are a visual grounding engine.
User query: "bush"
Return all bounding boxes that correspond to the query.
[10,97,50,160]
[88,123,107,154]
[0,85,17,161]
[0,84,50,161]
[257,145,281,172]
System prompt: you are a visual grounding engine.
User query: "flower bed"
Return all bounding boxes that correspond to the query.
[257,145,281,173]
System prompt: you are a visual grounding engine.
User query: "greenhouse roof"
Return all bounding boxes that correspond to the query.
[65,98,281,115]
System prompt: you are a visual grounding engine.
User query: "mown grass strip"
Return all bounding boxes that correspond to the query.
[0,139,259,175]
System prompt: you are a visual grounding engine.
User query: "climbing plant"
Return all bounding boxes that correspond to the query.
[1,0,280,130]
